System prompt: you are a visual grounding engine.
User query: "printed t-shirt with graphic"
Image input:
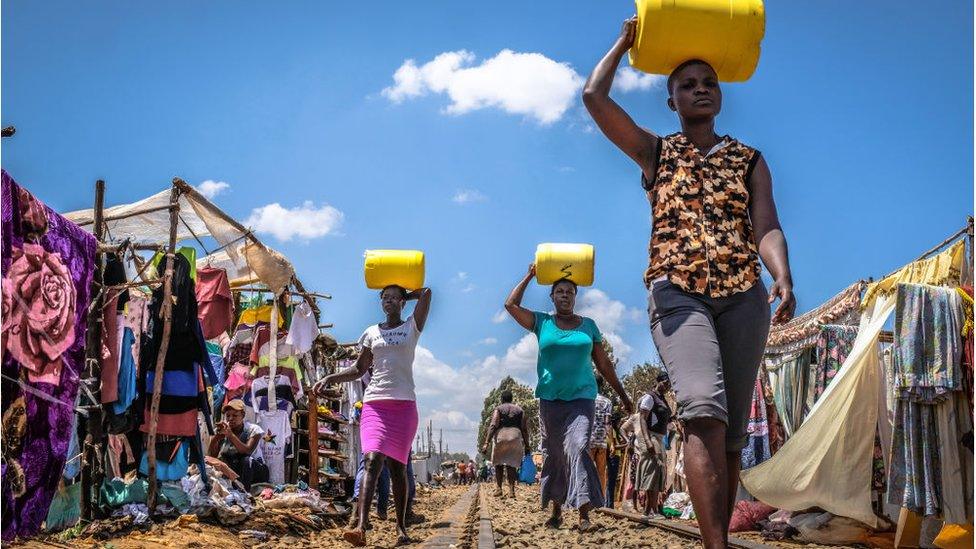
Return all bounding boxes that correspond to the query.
[531,312,602,401]
[359,316,421,402]
[256,409,292,485]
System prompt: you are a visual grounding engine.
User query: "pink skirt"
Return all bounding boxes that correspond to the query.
[360,399,419,464]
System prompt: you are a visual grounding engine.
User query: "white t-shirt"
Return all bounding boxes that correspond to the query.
[256,409,292,485]
[285,302,317,354]
[359,316,420,402]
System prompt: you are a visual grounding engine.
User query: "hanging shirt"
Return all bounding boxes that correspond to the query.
[195,267,234,340]
[532,312,602,401]
[286,302,317,354]
[255,410,291,484]
[643,133,762,297]
[359,316,421,402]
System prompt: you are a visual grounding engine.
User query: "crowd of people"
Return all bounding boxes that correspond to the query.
[311,17,793,548]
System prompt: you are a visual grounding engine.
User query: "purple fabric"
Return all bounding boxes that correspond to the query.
[1,171,96,540]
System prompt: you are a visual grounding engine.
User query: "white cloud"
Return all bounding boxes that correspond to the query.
[477,338,497,345]
[474,334,539,384]
[451,271,476,293]
[613,67,665,93]
[491,310,508,324]
[452,189,488,204]
[245,201,344,242]
[556,166,576,173]
[411,346,503,456]
[576,288,641,360]
[382,49,584,125]
[196,180,230,199]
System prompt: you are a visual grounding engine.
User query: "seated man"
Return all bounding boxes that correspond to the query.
[208,399,269,489]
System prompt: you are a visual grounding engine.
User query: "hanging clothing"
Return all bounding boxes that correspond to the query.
[112,328,138,415]
[741,376,771,469]
[1,172,97,540]
[742,291,897,528]
[206,341,226,412]
[255,409,291,485]
[766,282,864,355]
[195,267,234,340]
[893,283,964,401]
[238,304,283,328]
[99,299,123,401]
[285,301,317,354]
[742,242,967,529]
[888,282,968,520]
[764,349,814,437]
[151,246,197,281]
[813,324,859,401]
[138,437,191,481]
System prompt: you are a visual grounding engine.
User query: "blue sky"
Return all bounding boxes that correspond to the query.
[2,1,972,456]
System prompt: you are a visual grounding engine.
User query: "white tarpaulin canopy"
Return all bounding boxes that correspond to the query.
[64,182,295,293]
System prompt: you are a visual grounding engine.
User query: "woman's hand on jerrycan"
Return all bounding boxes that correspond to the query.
[618,16,637,50]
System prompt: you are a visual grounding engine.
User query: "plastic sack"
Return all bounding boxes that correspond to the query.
[518,455,537,484]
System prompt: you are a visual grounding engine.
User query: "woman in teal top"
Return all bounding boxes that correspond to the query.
[506,263,633,531]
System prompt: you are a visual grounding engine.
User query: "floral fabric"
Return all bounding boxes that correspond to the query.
[893,283,963,402]
[813,324,859,401]
[1,171,96,540]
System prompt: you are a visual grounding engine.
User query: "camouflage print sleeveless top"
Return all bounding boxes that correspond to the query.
[642,133,762,298]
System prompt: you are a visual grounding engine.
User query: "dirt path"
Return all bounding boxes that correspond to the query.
[20,485,471,549]
[481,484,699,548]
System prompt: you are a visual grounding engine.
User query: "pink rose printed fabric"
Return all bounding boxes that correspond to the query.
[1,171,96,540]
[2,243,77,384]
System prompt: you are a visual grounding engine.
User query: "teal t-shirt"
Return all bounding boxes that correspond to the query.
[532,311,602,401]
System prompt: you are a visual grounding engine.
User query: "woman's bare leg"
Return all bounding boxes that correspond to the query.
[682,419,729,549]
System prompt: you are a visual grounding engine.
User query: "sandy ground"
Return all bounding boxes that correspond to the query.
[483,484,699,548]
[19,485,470,549]
[481,484,876,549]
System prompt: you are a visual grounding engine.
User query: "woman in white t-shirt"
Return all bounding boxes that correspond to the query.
[314,284,431,547]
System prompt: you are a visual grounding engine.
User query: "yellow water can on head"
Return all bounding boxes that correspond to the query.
[535,243,595,286]
[364,249,425,290]
[629,0,765,82]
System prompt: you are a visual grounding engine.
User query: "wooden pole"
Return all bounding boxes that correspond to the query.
[146,181,181,512]
[308,393,319,490]
[80,179,106,521]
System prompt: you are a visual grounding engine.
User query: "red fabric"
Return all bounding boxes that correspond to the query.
[195,267,234,340]
[140,408,198,436]
[729,500,778,532]
[249,324,271,365]
[100,294,121,404]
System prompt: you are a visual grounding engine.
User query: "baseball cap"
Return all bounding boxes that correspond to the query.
[222,399,245,413]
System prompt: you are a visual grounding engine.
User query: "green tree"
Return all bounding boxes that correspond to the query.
[443,452,471,463]
[620,361,665,403]
[476,376,539,459]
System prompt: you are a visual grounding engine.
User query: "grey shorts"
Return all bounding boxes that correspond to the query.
[647,278,770,452]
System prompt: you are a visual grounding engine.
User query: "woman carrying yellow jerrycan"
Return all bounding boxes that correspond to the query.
[505,259,633,533]
[314,249,430,546]
[582,7,795,549]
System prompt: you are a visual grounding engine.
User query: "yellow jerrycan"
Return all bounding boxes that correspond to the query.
[535,243,595,286]
[364,250,425,290]
[629,0,765,82]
